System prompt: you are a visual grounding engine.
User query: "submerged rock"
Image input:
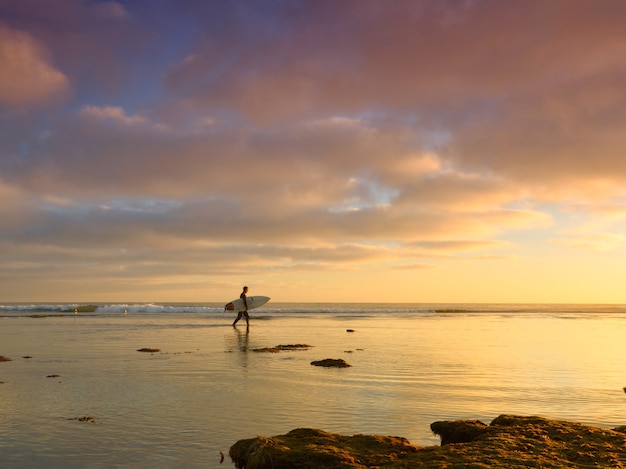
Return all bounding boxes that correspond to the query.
[0,355,12,362]
[66,415,97,423]
[310,358,351,368]
[252,344,312,353]
[137,348,160,353]
[230,415,626,468]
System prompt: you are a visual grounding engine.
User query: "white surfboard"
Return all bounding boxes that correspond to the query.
[224,295,270,311]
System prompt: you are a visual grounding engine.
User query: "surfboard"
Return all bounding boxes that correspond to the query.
[224,296,270,311]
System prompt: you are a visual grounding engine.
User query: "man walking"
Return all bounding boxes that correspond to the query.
[232,286,249,327]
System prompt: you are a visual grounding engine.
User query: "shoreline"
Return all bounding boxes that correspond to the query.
[229,414,626,468]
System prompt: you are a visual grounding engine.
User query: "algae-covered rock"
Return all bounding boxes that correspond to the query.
[230,415,626,468]
[229,428,418,469]
[311,358,351,367]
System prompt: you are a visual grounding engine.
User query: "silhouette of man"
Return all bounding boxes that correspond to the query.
[232,286,249,327]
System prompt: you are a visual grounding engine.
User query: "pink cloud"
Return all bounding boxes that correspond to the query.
[3,0,626,300]
[80,105,147,125]
[0,26,69,107]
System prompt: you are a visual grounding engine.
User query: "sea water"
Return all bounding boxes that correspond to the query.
[1,303,626,468]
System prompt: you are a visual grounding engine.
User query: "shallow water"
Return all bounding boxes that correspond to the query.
[2,305,626,467]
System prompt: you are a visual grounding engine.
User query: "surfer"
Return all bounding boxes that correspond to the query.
[232,286,249,327]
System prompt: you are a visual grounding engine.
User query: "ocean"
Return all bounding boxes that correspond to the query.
[2,302,626,468]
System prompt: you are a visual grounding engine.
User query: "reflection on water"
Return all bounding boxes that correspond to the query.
[234,326,249,352]
[1,310,626,467]
[231,326,249,368]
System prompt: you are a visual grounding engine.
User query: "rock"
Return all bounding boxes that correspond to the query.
[252,344,312,353]
[230,428,418,469]
[310,358,351,368]
[137,348,160,353]
[613,425,626,434]
[346,329,355,332]
[430,419,488,445]
[66,415,97,423]
[0,355,12,362]
[229,415,626,468]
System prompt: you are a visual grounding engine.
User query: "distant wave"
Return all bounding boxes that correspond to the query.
[1,302,625,318]
[0,303,430,316]
[0,303,225,315]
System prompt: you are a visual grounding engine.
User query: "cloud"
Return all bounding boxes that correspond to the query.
[389,263,435,271]
[80,105,148,125]
[393,169,528,213]
[562,202,626,221]
[550,201,626,252]
[2,0,626,300]
[90,1,129,20]
[406,240,513,254]
[0,179,40,238]
[0,26,69,107]
[553,232,626,252]
[159,0,626,195]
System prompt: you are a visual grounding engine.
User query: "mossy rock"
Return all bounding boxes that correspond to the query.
[230,428,418,469]
[230,415,626,468]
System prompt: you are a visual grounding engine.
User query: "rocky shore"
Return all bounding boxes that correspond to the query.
[229,415,626,468]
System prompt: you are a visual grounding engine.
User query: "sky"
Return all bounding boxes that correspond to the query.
[1,0,626,304]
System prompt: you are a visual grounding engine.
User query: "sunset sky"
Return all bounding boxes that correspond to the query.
[1,0,626,303]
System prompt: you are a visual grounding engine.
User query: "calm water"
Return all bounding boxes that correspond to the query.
[1,303,626,468]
